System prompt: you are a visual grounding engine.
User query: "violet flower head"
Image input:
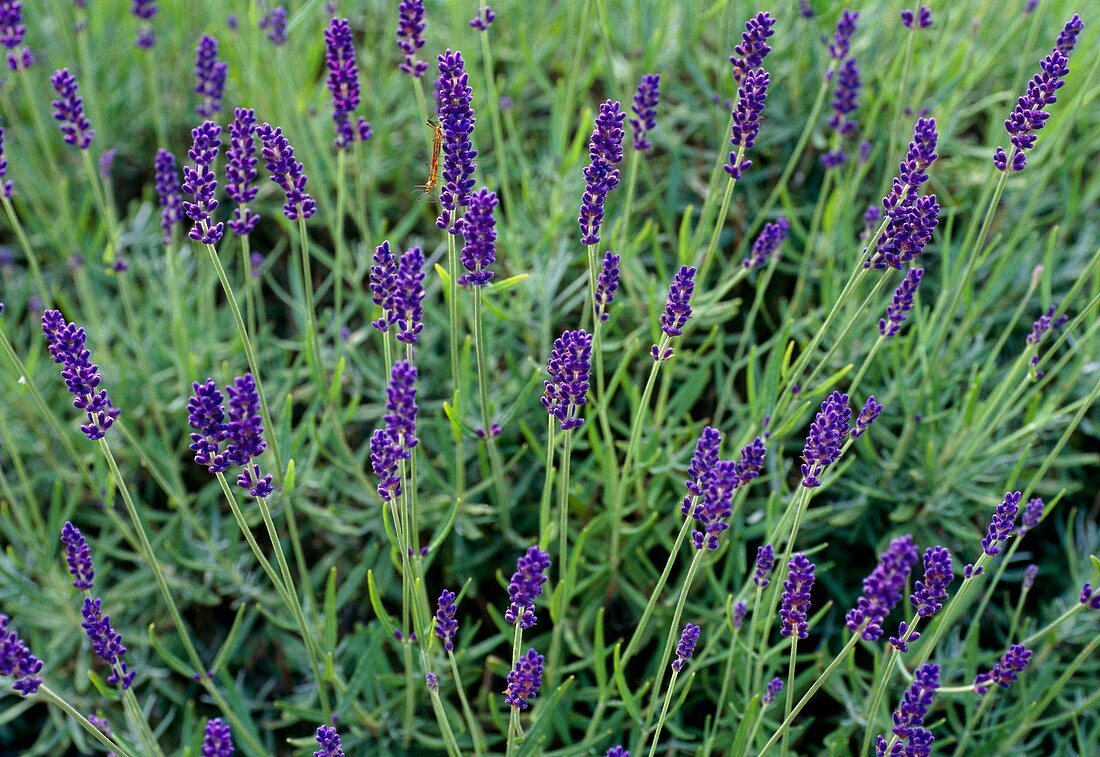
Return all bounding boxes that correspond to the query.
[652,265,697,361]
[578,100,626,246]
[691,460,738,550]
[0,126,13,197]
[50,69,94,149]
[434,589,458,651]
[384,360,419,456]
[313,725,345,757]
[732,601,747,630]
[725,66,769,179]
[470,6,495,31]
[845,535,920,640]
[194,35,227,118]
[762,677,783,705]
[257,122,316,220]
[61,521,95,591]
[435,50,477,232]
[1018,497,1044,535]
[981,490,1022,556]
[829,10,859,61]
[606,747,628,757]
[870,193,939,271]
[187,378,229,474]
[851,395,883,439]
[901,7,933,29]
[182,120,225,245]
[131,0,156,20]
[734,437,766,486]
[224,374,273,497]
[369,429,401,502]
[672,623,700,672]
[594,251,621,321]
[155,149,184,245]
[1079,583,1100,610]
[974,644,1032,694]
[396,0,427,77]
[81,597,135,689]
[226,108,260,236]
[542,329,593,431]
[910,546,953,618]
[505,546,551,628]
[394,245,426,343]
[1,1,31,71]
[1023,564,1038,591]
[879,268,924,337]
[743,218,789,270]
[780,553,816,639]
[136,25,155,49]
[822,57,861,167]
[259,6,287,46]
[325,18,361,149]
[459,188,497,286]
[753,544,775,588]
[369,241,398,332]
[887,663,939,749]
[504,648,544,709]
[683,426,721,514]
[0,614,43,696]
[882,117,938,212]
[629,74,660,151]
[1055,14,1083,55]
[201,718,234,757]
[729,12,776,84]
[800,390,851,487]
[42,309,120,440]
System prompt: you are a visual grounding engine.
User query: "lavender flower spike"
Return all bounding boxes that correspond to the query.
[259,6,286,46]
[542,329,593,431]
[1055,14,1084,55]
[155,149,184,245]
[828,10,859,61]
[42,310,120,440]
[724,66,769,179]
[780,554,816,639]
[743,218,789,270]
[910,546,954,618]
[459,188,497,286]
[257,123,316,220]
[879,268,924,337]
[61,521,95,590]
[505,546,551,628]
[434,589,458,651]
[578,100,626,246]
[692,460,738,550]
[369,429,401,502]
[470,6,496,31]
[901,7,933,29]
[0,614,44,696]
[753,544,775,588]
[50,69,94,149]
[629,74,661,151]
[800,390,851,487]
[882,663,939,754]
[981,490,1022,556]
[1018,497,1044,535]
[505,648,545,709]
[594,251,621,321]
[671,623,700,671]
[369,241,398,332]
[396,0,428,77]
[384,360,419,456]
[822,57,862,168]
[325,18,362,149]
[845,535,920,640]
[201,718,234,757]
[226,108,260,236]
[314,725,345,757]
[729,12,776,83]
[182,120,225,245]
[187,378,229,474]
[734,437,766,485]
[394,246,426,344]
[974,644,1032,694]
[652,265,697,361]
[81,597,135,689]
[851,395,883,439]
[435,50,477,232]
[194,35,227,118]
[873,119,938,266]
[224,374,273,498]
[762,677,783,705]
[682,426,721,515]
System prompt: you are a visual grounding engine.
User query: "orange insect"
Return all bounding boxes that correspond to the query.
[417,118,443,198]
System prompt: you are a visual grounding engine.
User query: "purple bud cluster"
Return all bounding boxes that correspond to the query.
[683,426,721,509]
[1018,497,1044,535]
[869,118,939,270]
[691,460,738,550]
[1,1,32,70]
[909,546,953,618]
[370,241,398,332]
[0,614,43,696]
[384,360,419,456]
[732,601,747,630]
[671,623,700,672]
[259,6,286,46]
[257,122,316,220]
[155,149,184,245]
[606,747,628,757]
[753,544,775,588]
[1025,305,1067,376]
[822,57,862,167]
[828,9,858,61]
[800,391,851,487]
[182,120,225,245]
[325,18,363,149]
[194,35,227,118]
[42,310,120,439]
[470,6,495,32]
[186,375,274,497]
[851,396,883,440]
[61,521,95,590]
[578,100,626,246]
[81,597,135,689]
[877,663,939,755]
[652,265,696,360]
[879,268,924,337]
[629,74,661,151]
[369,429,401,502]
[393,246,425,344]
[762,676,784,705]
[542,329,593,431]
[973,644,1032,694]
[132,1,156,48]
[459,187,497,286]
[226,108,260,235]
[743,218,789,270]
[780,554,816,639]
[594,251,621,321]
[1079,583,1100,610]
[504,648,544,709]
[981,491,1021,556]
[729,12,775,84]
[202,718,234,757]
[901,7,933,29]
[725,66,769,179]
[845,535,920,640]
[734,437,767,484]
[50,69,94,149]
[396,0,428,77]
[435,50,478,232]
[314,725,345,757]
[505,546,551,628]
[434,589,458,651]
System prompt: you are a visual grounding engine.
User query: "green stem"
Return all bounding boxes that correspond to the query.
[951,694,994,757]
[472,286,509,517]
[141,49,168,149]
[696,172,738,288]
[0,195,49,305]
[538,418,557,551]
[781,637,798,757]
[448,650,487,756]
[858,617,924,756]
[37,684,134,757]
[478,29,514,220]
[647,669,682,757]
[296,215,322,376]
[847,334,886,399]
[446,231,466,501]
[334,149,347,319]
[617,149,642,252]
[621,515,694,664]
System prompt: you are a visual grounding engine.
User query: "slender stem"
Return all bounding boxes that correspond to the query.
[334,149,347,319]
[141,49,168,148]
[847,334,886,399]
[479,30,514,219]
[472,287,509,514]
[647,669,682,757]
[448,650,487,756]
[37,684,134,757]
[120,684,164,757]
[506,623,524,756]
[859,617,924,756]
[557,431,575,593]
[0,195,49,305]
[781,637,798,757]
[296,216,322,374]
[621,515,694,664]
[617,149,642,252]
[446,231,466,500]
[696,172,737,288]
[538,419,557,550]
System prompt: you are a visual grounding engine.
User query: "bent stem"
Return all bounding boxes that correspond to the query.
[621,514,694,664]
[647,668,683,757]
[448,650,487,756]
[37,684,134,757]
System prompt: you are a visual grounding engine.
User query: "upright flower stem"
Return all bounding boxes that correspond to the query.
[140,50,168,149]
[296,216,322,378]
[858,617,925,756]
[334,149,348,319]
[446,231,466,499]
[538,419,557,550]
[781,636,799,756]
[239,234,258,339]
[846,333,886,399]
[448,650,487,756]
[620,514,694,664]
[472,286,509,516]
[506,623,525,756]
[0,195,50,306]
[696,169,739,288]
[647,667,683,757]
[37,684,134,757]
[616,149,642,252]
[478,30,514,217]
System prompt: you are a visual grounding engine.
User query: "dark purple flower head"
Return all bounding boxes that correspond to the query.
[226,108,260,236]
[194,35,227,118]
[868,194,938,270]
[974,644,1032,694]
[435,50,478,232]
[0,1,26,47]
[800,391,851,487]
[369,429,401,502]
[542,329,593,431]
[1079,583,1100,610]
[743,218,789,269]
[470,6,495,31]
[829,10,859,61]
[396,0,428,77]
[356,117,373,141]
[1018,497,1044,534]
[131,0,156,20]
[692,460,738,550]
[890,663,939,746]
[50,69,94,149]
[504,648,544,709]
[683,426,721,512]
[257,123,316,220]
[780,553,816,639]
[201,718,234,757]
[629,74,661,151]
[901,7,933,29]
[882,118,938,212]
[384,360,418,456]
[434,589,458,651]
[734,437,767,486]
[762,676,783,705]
[910,546,953,617]
[505,546,551,628]
[155,149,184,245]
[981,490,1021,556]
[459,188,497,286]
[182,120,225,245]
[725,67,769,179]
[732,601,747,630]
[81,597,135,689]
[0,126,12,197]
[369,241,398,332]
[578,100,626,245]
[1055,14,1083,55]
[845,535,920,640]
[187,378,229,474]
[98,149,116,179]
[672,623,700,672]
[61,521,95,591]
[390,245,425,343]
[822,57,861,167]
[42,310,120,440]
[879,268,924,337]
[135,25,156,49]
[729,12,776,83]
[753,544,775,588]
[594,251,621,321]
[224,375,273,497]
[0,614,43,696]
[1026,305,1064,346]
[1022,564,1038,591]
[652,265,697,360]
[851,395,883,439]
[325,18,361,149]
[606,747,628,757]
[259,6,287,46]
[314,725,345,757]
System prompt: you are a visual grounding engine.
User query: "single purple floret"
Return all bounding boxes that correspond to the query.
[505,546,551,628]
[131,0,156,20]
[780,553,816,639]
[671,623,700,672]
[61,521,95,591]
[542,329,593,431]
[504,648,544,709]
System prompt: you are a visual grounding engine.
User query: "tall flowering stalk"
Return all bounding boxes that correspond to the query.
[0,125,49,304]
[193,35,227,118]
[617,73,660,250]
[396,0,427,77]
[647,623,701,754]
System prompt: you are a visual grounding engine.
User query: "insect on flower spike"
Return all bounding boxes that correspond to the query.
[416,117,443,200]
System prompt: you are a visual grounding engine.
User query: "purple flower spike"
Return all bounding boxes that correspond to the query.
[578,100,626,246]
[434,589,458,651]
[822,57,862,168]
[762,676,783,705]
[594,251,621,321]
[259,6,287,46]
[50,69,94,149]
[0,1,27,48]
[0,614,44,696]
[224,374,273,497]
[182,120,225,245]
[732,601,747,630]
[1018,497,1044,535]
[257,123,316,220]
[845,535,920,640]
[1079,583,1100,610]
[901,7,933,29]
[606,747,629,757]
[974,644,1032,694]
[504,648,544,709]
[652,265,697,361]
[682,426,721,514]
[725,67,769,179]
[369,241,398,332]
[691,460,738,550]
[629,74,661,151]
[800,391,851,488]
[734,437,766,485]
[869,194,939,271]
[394,246,426,344]
[910,546,953,617]
[194,35,227,118]
[981,491,1022,556]
[729,12,776,84]
[542,329,593,431]
[882,118,938,214]
[1055,14,1083,55]
[201,718,234,757]
[884,663,939,752]
[435,50,478,232]
[753,544,775,588]
[384,361,419,456]
[226,108,260,236]
[369,429,401,502]
[851,396,883,439]
[743,218,789,270]
[325,18,362,149]
[505,546,551,628]
[459,188,497,286]
[780,553,816,639]
[470,6,495,31]
[314,725,345,757]
[879,268,924,337]
[42,310,120,440]
[81,597,135,689]
[155,149,184,245]
[829,10,859,61]
[61,521,95,591]
[672,623,700,672]
[396,0,428,77]
[187,378,229,474]
[131,1,157,21]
